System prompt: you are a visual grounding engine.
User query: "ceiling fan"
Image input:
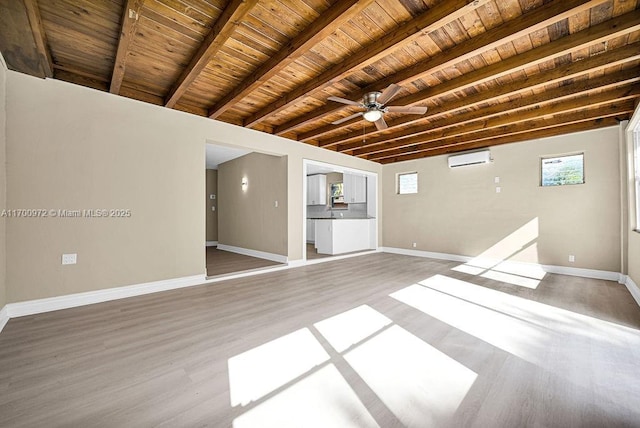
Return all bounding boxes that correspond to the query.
[328,83,428,131]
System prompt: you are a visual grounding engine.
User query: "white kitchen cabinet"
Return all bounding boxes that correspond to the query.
[307,174,327,206]
[315,219,373,255]
[344,174,366,203]
[306,219,316,243]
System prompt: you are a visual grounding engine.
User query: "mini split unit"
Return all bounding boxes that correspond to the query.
[448,150,491,168]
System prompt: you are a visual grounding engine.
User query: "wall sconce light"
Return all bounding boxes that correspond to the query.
[241,177,248,191]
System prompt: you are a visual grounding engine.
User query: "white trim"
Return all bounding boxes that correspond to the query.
[382,247,621,281]
[206,241,218,247]
[5,274,206,319]
[541,265,620,281]
[625,276,640,307]
[382,247,472,263]
[0,306,8,333]
[287,259,307,268]
[304,249,380,265]
[216,244,288,264]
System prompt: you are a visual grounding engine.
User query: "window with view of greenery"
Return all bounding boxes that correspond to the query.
[541,154,584,187]
[398,172,418,194]
[634,133,640,230]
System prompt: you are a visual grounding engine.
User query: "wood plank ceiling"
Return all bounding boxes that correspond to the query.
[1,0,639,163]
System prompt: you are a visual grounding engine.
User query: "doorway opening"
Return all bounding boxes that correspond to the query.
[303,160,378,262]
[205,143,287,277]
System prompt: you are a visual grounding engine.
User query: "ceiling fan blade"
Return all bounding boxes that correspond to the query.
[374,116,388,131]
[332,112,363,125]
[327,96,361,106]
[377,83,402,105]
[386,105,428,115]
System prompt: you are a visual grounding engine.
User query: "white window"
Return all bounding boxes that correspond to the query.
[541,153,584,187]
[635,132,640,230]
[398,172,418,194]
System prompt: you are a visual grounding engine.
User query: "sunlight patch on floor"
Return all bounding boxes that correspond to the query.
[344,325,477,427]
[390,274,640,387]
[232,364,379,428]
[451,218,545,289]
[228,328,329,406]
[313,305,392,353]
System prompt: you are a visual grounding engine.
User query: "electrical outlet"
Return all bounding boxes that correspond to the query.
[496,187,501,193]
[494,176,500,183]
[569,255,575,263]
[412,242,417,248]
[62,253,77,265]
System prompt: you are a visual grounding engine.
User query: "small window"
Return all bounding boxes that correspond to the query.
[634,132,640,230]
[398,172,418,194]
[541,153,584,187]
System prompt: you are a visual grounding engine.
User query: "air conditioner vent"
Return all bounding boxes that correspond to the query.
[448,150,491,168]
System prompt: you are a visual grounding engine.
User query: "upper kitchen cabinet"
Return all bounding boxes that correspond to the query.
[344,174,366,204]
[307,174,327,206]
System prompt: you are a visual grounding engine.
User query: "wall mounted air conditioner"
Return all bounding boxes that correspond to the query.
[448,150,491,168]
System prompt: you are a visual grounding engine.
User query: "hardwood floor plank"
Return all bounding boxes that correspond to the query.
[206,246,282,277]
[0,253,639,427]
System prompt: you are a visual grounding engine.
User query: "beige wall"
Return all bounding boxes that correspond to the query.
[5,71,381,303]
[0,56,6,309]
[206,169,218,242]
[218,153,287,255]
[382,126,623,272]
[630,233,640,285]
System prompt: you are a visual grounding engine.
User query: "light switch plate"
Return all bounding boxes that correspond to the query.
[62,253,77,265]
[494,176,500,183]
[496,187,501,193]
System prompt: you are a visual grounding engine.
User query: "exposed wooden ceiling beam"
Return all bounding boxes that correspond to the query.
[348,72,640,157]
[334,42,640,152]
[165,0,259,108]
[351,86,635,157]
[110,0,145,94]
[377,117,621,164]
[368,101,635,161]
[207,0,377,120]
[241,0,493,127]
[22,0,52,78]
[277,0,604,136]
[310,8,640,146]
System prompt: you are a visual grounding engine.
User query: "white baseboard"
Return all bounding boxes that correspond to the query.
[206,241,218,247]
[382,247,471,263]
[4,274,206,320]
[624,276,640,307]
[382,247,621,281]
[0,306,8,333]
[217,244,288,264]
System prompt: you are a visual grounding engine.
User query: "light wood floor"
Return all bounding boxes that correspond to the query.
[206,246,282,277]
[1,253,640,427]
[306,242,331,260]
[306,243,371,260]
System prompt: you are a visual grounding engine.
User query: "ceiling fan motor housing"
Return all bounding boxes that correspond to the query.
[363,91,382,108]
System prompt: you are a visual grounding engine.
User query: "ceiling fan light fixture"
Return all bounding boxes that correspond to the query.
[363,109,382,122]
